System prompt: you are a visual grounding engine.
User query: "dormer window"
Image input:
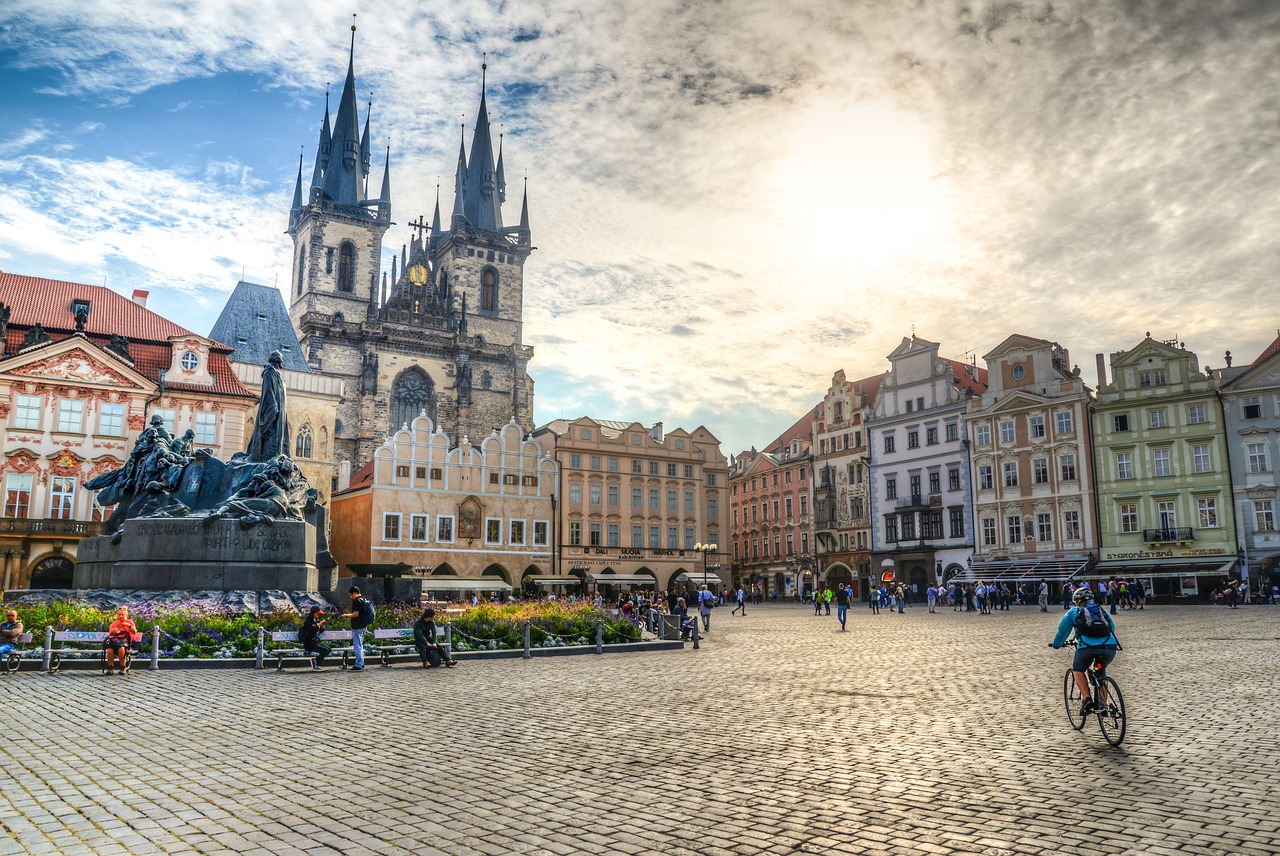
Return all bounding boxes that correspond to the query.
[72,299,91,316]
[180,352,199,371]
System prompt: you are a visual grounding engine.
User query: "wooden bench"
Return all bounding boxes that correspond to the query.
[48,630,139,674]
[270,630,354,671]
[1,632,33,674]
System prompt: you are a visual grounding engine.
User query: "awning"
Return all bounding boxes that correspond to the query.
[589,573,658,586]
[527,576,584,587]
[1083,557,1236,581]
[676,572,723,587]
[420,576,512,592]
[347,563,415,577]
[959,556,1090,584]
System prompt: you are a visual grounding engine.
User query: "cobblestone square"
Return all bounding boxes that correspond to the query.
[3,604,1278,856]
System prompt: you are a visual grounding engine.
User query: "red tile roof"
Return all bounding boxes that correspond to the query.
[335,461,376,496]
[942,358,988,395]
[853,371,885,406]
[1255,332,1280,365]
[765,405,818,454]
[0,271,254,398]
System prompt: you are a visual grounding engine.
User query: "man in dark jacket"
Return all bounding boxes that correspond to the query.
[412,608,457,668]
[342,586,374,671]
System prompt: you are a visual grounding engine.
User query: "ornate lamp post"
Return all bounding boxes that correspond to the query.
[693,542,718,590]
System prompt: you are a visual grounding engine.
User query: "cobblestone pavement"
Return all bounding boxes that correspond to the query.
[3,604,1279,856]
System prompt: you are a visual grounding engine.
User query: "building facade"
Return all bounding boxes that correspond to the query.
[1215,332,1280,591]
[868,335,987,592]
[531,418,729,593]
[812,371,882,597]
[287,36,535,468]
[1090,336,1238,597]
[0,274,256,590]
[329,418,557,591]
[966,334,1097,584]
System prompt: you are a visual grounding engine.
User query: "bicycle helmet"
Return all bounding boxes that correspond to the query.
[1072,587,1094,604]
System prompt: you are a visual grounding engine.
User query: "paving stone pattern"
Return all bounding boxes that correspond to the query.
[3,604,1279,856]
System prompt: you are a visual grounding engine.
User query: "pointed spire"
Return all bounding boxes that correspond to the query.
[361,99,373,194]
[518,175,530,233]
[311,89,332,190]
[462,58,502,231]
[431,182,443,238]
[291,148,304,211]
[379,145,391,204]
[321,19,367,205]
[451,124,467,226]
[496,132,506,205]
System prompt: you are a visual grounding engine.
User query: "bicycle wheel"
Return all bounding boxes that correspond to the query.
[1096,676,1127,746]
[1064,669,1086,731]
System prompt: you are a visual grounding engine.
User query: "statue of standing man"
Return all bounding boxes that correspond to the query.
[245,351,290,462]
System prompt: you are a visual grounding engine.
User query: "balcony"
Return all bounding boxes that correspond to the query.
[1142,527,1194,544]
[896,495,929,510]
[0,518,105,537]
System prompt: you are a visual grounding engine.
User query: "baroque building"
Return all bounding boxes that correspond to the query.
[287,34,534,468]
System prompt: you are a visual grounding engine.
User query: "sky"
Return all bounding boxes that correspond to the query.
[1,0,1278,457]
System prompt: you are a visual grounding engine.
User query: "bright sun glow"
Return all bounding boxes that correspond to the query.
[773,98,948,269]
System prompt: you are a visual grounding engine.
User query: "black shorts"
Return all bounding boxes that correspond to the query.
[1072,645,1117,673]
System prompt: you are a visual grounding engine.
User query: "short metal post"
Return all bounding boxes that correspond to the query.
[595,621,603,654]
[42,626,53,672]
[692,621,700,650]
[150,626,160,671]
[523,621,531,659]
[445,624,453,660]
[255,627,265,670]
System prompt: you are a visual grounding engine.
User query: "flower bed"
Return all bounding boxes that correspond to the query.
[3,599,641,659]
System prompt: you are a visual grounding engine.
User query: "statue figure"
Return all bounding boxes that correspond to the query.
[458,293,468,337]
[106,334,132,362]
[22,324,50,349]
[0,302,9,356]
[204,456,305,527]
[74,305,89,332]
[245,351,289,462]
[456,353,472,405]
[360,351,378,395]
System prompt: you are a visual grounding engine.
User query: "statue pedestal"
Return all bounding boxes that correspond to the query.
[74,518,318,592]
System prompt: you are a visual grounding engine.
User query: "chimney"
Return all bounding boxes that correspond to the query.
[1095,353,1108,390]
[651,421,664,442]
[339,460,352,492]
[131,289,149,308]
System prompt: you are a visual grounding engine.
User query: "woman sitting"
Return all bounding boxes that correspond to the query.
[104,606,139,675]
[298,606,330,672]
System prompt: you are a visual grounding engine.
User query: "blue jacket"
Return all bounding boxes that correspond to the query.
[1051,605,1118,649]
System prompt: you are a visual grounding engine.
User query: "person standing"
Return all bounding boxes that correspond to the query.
[835,585,851,631]
[926,584,937,614]
[896,584,906,614]
[1038,579,1049,612]
[342,586,375,671]
[731,586,747,616]
[698,585,715,631]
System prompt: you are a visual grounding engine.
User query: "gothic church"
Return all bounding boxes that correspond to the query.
[287,29,535,467]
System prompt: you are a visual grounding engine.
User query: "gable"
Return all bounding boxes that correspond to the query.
[0,341,153,390]
[1220,349,1280,394]
[982,333,1052,362]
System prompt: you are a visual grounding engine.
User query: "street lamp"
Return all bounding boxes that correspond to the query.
[694,542,718,590]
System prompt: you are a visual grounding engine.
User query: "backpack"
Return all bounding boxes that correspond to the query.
[1074,602,1111,637]
[358,598,376,627]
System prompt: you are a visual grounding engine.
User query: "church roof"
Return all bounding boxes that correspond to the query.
[209,281,311,372]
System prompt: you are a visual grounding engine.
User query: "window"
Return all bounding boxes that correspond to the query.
[885,477,897,500]
[632,460,643,474]
[488,472,499,484]
[1153,369,1167,385]
[685,491,695,512]
[975,424,991,446]
[337,242,355,292]
[296,425,313,458]
[1255,500,1276,532]
[1197,498,1218,529]
[981,517,997,546]
[410,515,429,541]
[503,473,517,486]
[1187,404,1206,424]
[632,487,642,507]
[978,465,993,490]
[49,476,76,519]
[799,495,807,515]
[667,527,678,549]
[649,526,660,548]
[181,352,199,371]
[1113,414,1130,432]
[511,520,526,545]
[926,426,938,445]
[1033,458,1049,484]
[772,499,780,519]
[907,430,919,449]
[486,518,503,544]
[569,522,582,546]
[97,402,125,437]
[632,525,643,547]
[1003,462,1019,487]
[1063,510,1081,541]
[1153,448,1171,477]
[1192,444,1211,473]
[608,485,619,507]
[481,267,498,311]
[1247,443,1269,473]
[884,434,896,453]
[948,468,961,491]
[684,528,695,549]
[56,399,84,433]
[649,462,659,476]
[945,422,958,442]
[950,508,964,538]
[667,463,677,477]
[589,484,602,505]
[4,473,33,518]
[1029,415,1045,439]
[1138,370,1151,388]
[784,496,792,518]
[580,428,592,440]
[570,454,582,468]
[901,514,915,540]
[1055,411,1074,434]
[607,523,619,547]
[1006,515,1022,543]
[999,421,1015,443]
[589,523,602,547]
[151,408,175,434]
[706,473,717,486]
[1243,396,1263,420]
[928,471,941,494]
[533,521,549,546]
[885,517,898,542]
[1149,409,1167,429]
[1116,452,1134,480]
[1059,454,1077,482]
[195,412,218,446]
[1157,501,1177,530]
[834,401,843,422]
[649,489,660,509]
[910,474,921,499]
[708,498,717,518]
[383,513,401,541]
[12,394,42,430]
[905,400,914,413]
[667,490,677,510]
[608,457,619,472]
[1119,503,1138,533]
[569,483,582,504]
[1037,513,1053,542]
[590,455,601,471]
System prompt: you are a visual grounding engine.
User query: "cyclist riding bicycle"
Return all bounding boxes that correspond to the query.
[1050,586,1119,716]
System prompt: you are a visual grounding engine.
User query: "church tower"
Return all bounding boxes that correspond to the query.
[286,36,534,468]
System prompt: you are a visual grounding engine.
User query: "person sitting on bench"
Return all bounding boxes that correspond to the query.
[104,606,139,675]
[412,608,457,668]
[0,610,23,659]
[299,606,330,672]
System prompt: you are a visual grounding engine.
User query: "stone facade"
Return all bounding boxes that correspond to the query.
[729,437,814,598]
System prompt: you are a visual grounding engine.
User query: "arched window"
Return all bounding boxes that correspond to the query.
[481,267,498,312]
[297,251,306,295]
[391,367,435,431]
[482,371,491,389]
[337,242,355,293]
[295,424,313,458]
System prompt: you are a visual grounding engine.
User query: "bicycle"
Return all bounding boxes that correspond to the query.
[1061,639,1127,746]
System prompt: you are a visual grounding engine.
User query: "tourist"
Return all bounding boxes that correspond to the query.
[671,597,695,640]
[835,585,850,630]
[1038,579,1049,612]
[299,606,330,671]
[698,584,715,631]
[0,609,23,660]
[342,586,375,671]
[926,584,937,614]
[896,584,906,614]
[732,586,746,616]
[413,608,456,668]
[1132,579,1146,609]
[869,587,881,614]
[104,606,138,675]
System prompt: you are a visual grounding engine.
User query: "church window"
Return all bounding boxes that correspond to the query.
[482,371,491,389]
[295,425,313,458]
[297,251,306,295]
[337,243,355,293]
[391,368,434,432]
[326,247,334,273]
[481,267,499,312]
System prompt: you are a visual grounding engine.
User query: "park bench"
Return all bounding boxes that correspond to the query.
[1,632,33,674]
[270,629,354,671]
[47,630,140,674]
[370,627,455,667]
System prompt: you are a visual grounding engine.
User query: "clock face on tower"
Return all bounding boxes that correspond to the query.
[181,352,199,372]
